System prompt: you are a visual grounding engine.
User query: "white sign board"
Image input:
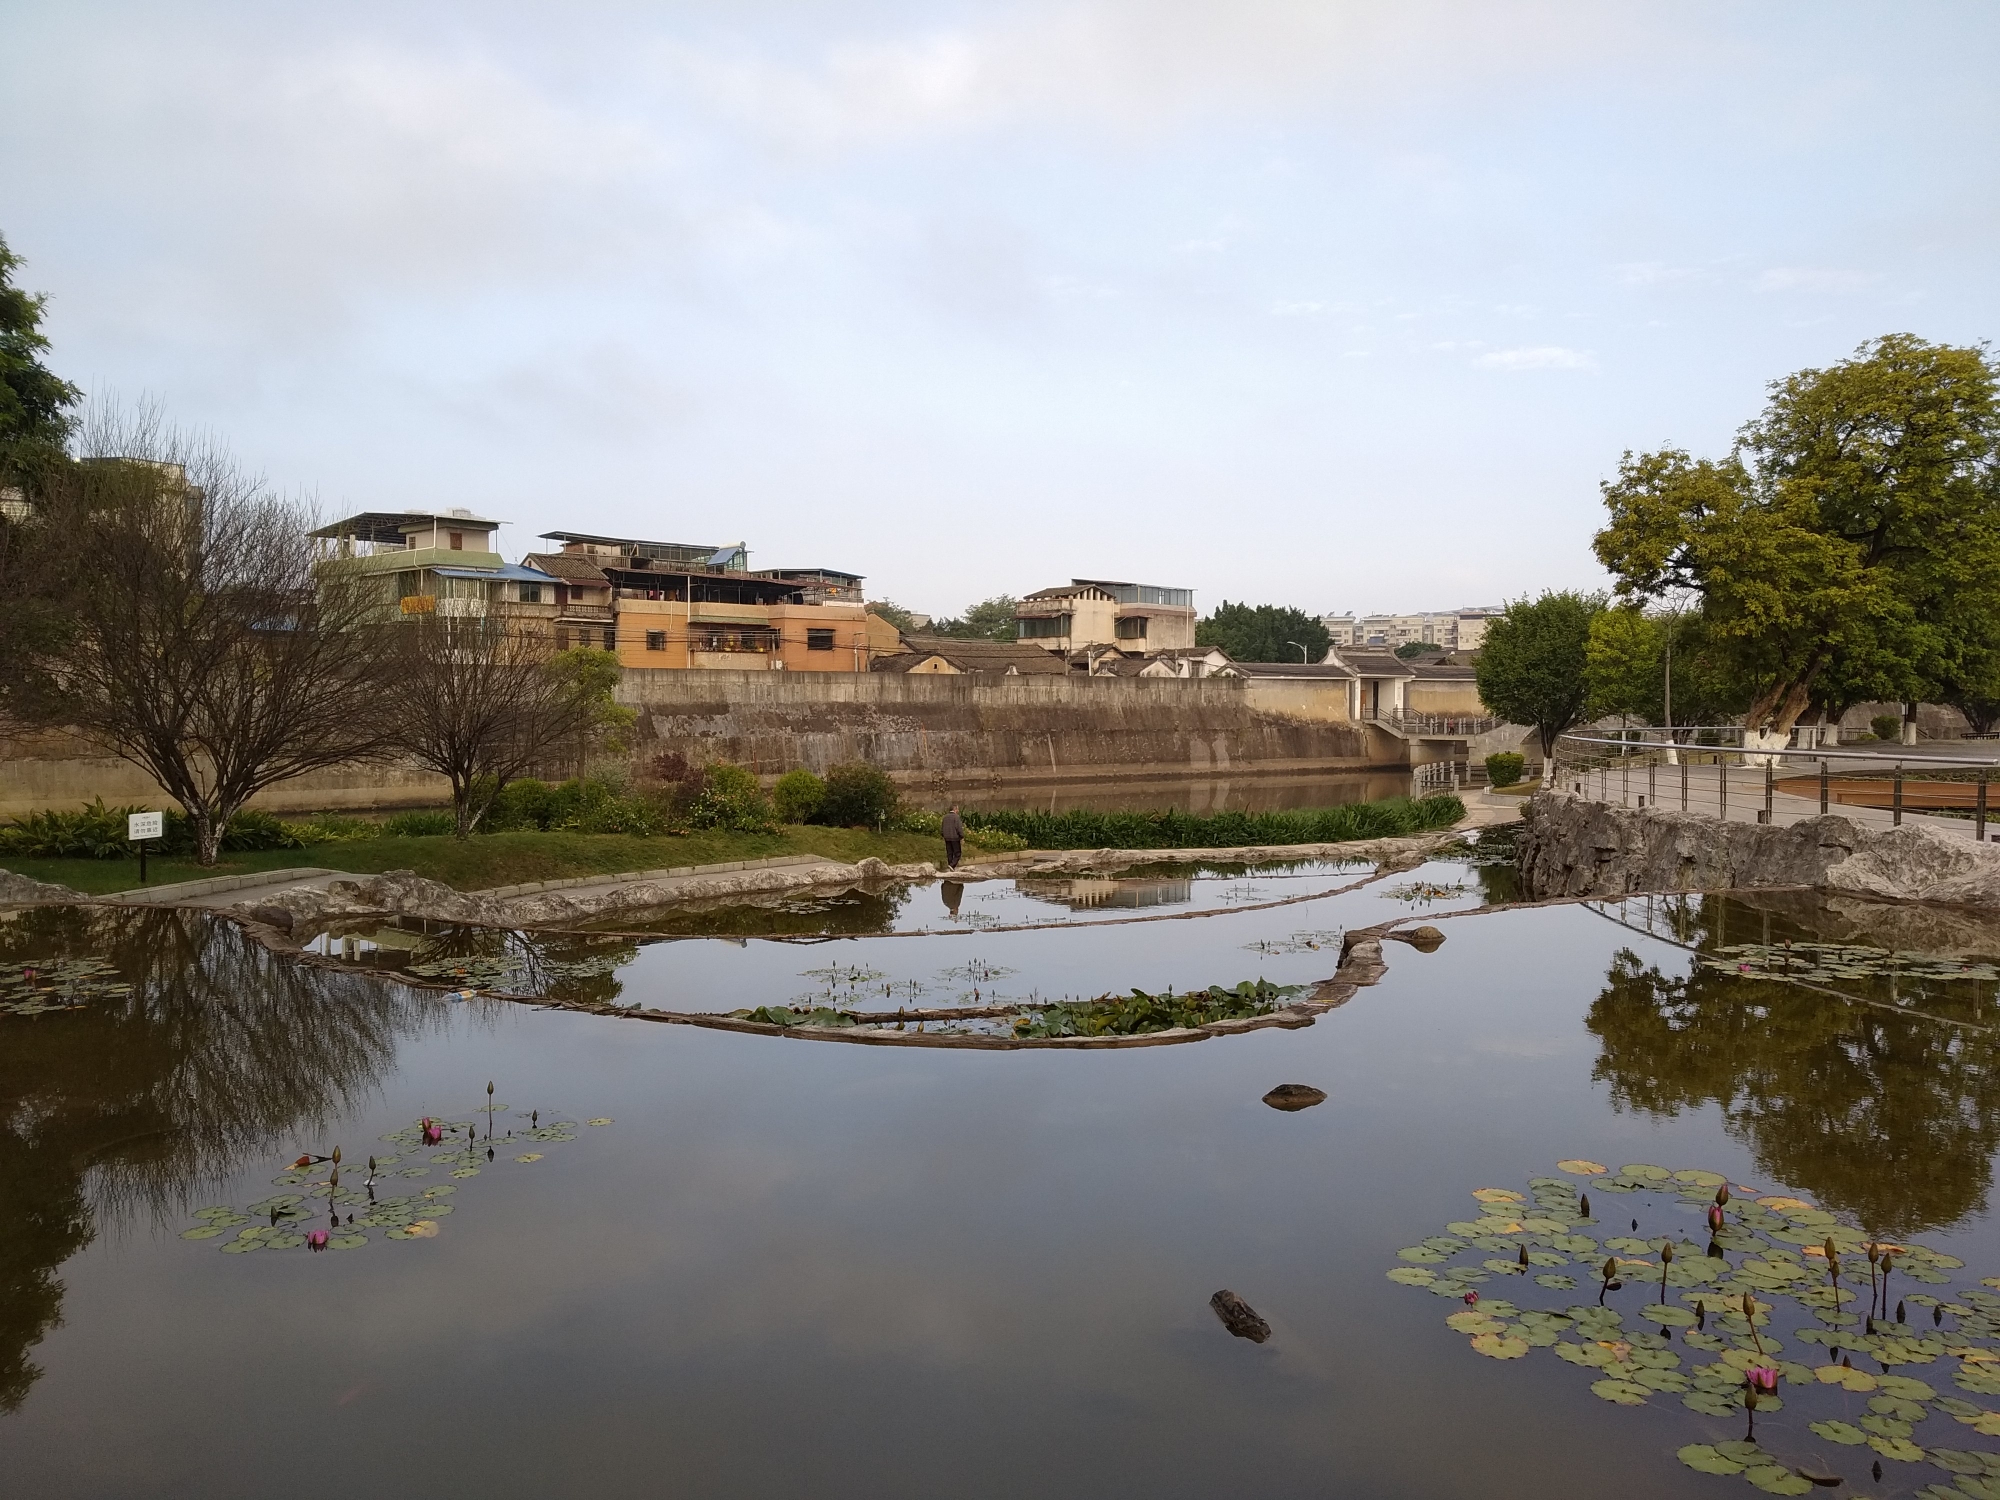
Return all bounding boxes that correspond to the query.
[128,811,164,841]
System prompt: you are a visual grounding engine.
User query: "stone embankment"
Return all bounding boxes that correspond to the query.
[229,829,1463,932]
[1518,792,2000,908]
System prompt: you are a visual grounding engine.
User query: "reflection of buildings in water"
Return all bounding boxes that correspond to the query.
[1014,877,1195,912]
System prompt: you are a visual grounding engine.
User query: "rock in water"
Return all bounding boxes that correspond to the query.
[1262,1084,1328,1111]
[1210,1290,1272,1343]
[1389,924,1447,951]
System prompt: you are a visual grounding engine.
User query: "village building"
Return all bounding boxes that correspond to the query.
[1014,580,1196,654]
[312,509,561,633]
[872,636,1069,675]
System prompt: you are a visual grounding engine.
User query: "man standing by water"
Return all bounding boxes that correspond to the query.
[940,804,964,871]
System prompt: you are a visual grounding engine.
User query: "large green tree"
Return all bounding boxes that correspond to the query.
[0,233,80,468]
[1474,590,1604,755]
[933,595,1019,641]
[1596,336,2000,734]
[1584,606,1743,731]
[1195,602,1331,663]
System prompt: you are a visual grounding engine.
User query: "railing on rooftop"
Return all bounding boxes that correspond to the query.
[1550,727,2000,843]
[1382,710,1501,737]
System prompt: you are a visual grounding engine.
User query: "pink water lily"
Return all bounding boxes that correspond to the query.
[1745,1365,1779,1395]
[1461,1291,1479,1306]
[421,1117,442,1146]
[307,1230,329,1252]
[1707,1204,1725,1232]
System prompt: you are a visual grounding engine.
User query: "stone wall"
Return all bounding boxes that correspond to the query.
[1516,791,2000,909]
[614,669,1405,785]
[0,728,449,820]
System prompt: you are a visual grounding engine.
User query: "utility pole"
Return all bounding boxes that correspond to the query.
[1288,641,1309,663]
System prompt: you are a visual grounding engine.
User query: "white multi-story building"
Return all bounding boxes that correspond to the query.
[1321,607,1503,652]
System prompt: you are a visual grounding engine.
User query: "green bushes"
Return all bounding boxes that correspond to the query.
[686,764,770,832]
[383,810,457,837]
[818,762,899,827]
[1484,752,1526,788]
[1872,714,1903,742]
[0,800,318,859]
[959,794,1464,851]
[772,769,826,824]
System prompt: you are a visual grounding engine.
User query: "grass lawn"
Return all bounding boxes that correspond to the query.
[3,826,972,897]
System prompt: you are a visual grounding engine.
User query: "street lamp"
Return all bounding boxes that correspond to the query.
[1288,641,1309,663]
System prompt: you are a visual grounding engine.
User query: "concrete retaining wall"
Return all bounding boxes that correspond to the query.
[614,669,1404,785]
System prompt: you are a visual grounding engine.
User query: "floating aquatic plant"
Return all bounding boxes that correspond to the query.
[1,957,134,1017]
[1703,943,2000,986]
[1242,929,1343,956]
[179,1103,604,1254]
[1386,1161,2000,1495]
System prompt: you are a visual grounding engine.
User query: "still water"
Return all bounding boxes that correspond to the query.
[3,857,1999,1498]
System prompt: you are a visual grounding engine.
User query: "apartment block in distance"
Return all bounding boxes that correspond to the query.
[1014,579,1196,654]
[538,531,900,671]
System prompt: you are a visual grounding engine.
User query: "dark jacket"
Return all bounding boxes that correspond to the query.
[940,812,964,841]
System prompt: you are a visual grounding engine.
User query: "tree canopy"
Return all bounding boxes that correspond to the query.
[1595,335,2000,733]
[933,595,1019,641]
[1195,602,1331,663]
[0,233,81,472]
[1474,591,1603,755]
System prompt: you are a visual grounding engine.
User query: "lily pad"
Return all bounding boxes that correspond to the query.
[1398,1246,1449,1264]
[515,1152,543,1163]
[1928,1450,1995,1475]
[1558,1159,1608,1175]
[1642,1303,1698,1327]
[1956,1365,2000,1396]
[1953,1411,2000,1436]
[1868,1435,1925,1463]
[587,1118,613,1126]
[1742,1465,1814,1495]
[1683,1390,1741,1416]
[1470,1333,1529,1359]
[1679,1444,1746,1475]
[328,1234,367,1250]
[1590,1378,1651,1405]
[1447,1311,1505,1334]
[1534,1274,1578,1290]
[1809,1420,1868,1445]
[1386,1267,1436,1286]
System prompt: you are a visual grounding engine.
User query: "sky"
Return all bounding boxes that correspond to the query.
[3,1,1996,620]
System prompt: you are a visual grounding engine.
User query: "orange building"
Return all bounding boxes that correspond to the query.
[538,531,901,672]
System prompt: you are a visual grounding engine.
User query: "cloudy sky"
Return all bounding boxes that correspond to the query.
[3,2,1995,618]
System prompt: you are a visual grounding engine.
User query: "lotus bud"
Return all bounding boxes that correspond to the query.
[1896,1300,1905,1324]
[1745,1388,1759,1411]
[1881,1253,1893,1276]
[1867,1244,1879,1266]
[487,1081,494,1097]
[1824,1236,1836,1261]
[1604,1257,1619,1282]
[1707,1204,1724,1233]
[307,1230,328,1252]
[332,1146,341,1165]
[1580,1193,1591,1218]
[1715,1185,1730,1207]
[1742,1293,1756,1318]
[1662,1241,1674,1264]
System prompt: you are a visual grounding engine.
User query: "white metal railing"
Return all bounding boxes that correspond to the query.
[1549,729,2000,842]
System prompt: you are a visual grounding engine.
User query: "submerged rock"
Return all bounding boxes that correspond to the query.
[1210,1289,1272,1343]
[1262,1084,1327,1111]
[1386,925,1446,950]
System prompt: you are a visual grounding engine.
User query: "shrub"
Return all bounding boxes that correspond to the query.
[959,794,1464,850]
[772,769,826,824]
[1871,714,1903,742]
[384,810,457,837]
[1484,752,1526,788]
[817,761,899,828]
[0,799,148,859]
[686,763,770,832]
[966,827,1028,852]
[286,815,380,843]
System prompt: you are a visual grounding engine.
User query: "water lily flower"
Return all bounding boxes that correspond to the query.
[421,1117,442,1146]
[307,1230,329,1252]
[1707,1204,1725,1232]
[1746,1366,1779,1395]
[1462,1291,1479,1306]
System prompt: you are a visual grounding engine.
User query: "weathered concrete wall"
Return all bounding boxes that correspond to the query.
[1517,791,2000,909]
[614,669,1405,784]
[0,729,449,819]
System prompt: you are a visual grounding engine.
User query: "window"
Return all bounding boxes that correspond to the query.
[807,628,835,652]
[449,531,463,551]
[519,583,542,603]
[1116,616,1148,640]
[1018,614,1068,639]
[556,627,570,650]
[645,630,666,651]
[602,627,616,650]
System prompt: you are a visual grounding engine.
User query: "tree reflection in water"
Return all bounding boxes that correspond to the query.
[1585,892,2000,1242]
[0,906,436,1412]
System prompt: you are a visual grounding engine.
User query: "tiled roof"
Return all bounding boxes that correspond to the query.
[1222,661,1357,680]
[521,552,610,584]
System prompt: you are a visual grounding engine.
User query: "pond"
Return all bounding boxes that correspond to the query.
[3,848,1999,1499]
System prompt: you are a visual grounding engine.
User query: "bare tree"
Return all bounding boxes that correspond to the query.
[11,402,395,864]
[385,610,632,837]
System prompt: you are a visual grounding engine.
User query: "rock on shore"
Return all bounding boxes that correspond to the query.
[1518,792,2000,908]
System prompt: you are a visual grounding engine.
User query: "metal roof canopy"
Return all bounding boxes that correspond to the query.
[540,530,746,565]
[431,563,558,583]
[313,510,503,543]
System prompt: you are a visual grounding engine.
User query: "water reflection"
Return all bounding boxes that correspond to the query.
[1584,891,2000,1239]
[1014,876,1195,912]
[0,907,431,1411]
